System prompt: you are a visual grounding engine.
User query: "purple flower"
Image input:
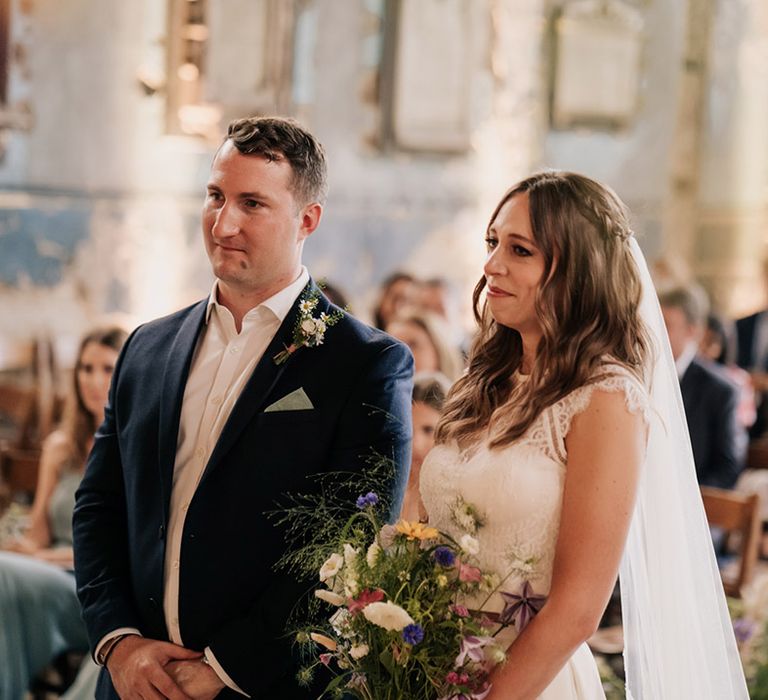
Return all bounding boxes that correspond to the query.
[402,623,425,645]
[733,617,757,644]
[499,581,547,632]
[434,546,456,567]
[454,635,495,666]
[356,492,379,509]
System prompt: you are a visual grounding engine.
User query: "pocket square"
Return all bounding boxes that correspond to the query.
[264,387,314,412]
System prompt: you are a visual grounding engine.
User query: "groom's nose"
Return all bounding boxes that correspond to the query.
[212,203,242,239]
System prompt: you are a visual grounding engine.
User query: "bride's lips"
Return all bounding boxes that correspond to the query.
[486,284,512,298]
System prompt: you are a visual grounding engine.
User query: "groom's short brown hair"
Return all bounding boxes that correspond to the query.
[225,116,328,207]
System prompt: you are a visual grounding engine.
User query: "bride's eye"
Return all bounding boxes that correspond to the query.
[484,237,498,250]
[512,244,532,257]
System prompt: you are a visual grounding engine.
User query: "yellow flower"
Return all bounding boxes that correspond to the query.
[395,520,439,541]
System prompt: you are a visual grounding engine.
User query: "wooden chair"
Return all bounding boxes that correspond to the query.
[0,447,41,504]
[748,438,768,470]
[0,383,37,448]
[700,486,761,597]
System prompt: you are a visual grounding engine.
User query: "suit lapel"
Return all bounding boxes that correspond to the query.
[157,301,208,521]
[201,280,321,481]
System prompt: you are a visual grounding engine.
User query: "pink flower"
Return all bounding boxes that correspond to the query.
[347,588,385,614]
[446,671,470,685]
[452,604,470,618]
[459,563,483,583]
[319,653,332,666]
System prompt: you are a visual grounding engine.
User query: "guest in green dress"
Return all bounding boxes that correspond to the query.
[0,326,127,700]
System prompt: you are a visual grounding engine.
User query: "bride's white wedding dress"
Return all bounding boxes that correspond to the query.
[420,363,648,699]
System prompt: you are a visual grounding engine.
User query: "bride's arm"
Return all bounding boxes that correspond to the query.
[485,389,644,700]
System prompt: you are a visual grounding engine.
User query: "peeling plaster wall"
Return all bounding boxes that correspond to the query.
[540,0,689,261]
[0,0,705,350]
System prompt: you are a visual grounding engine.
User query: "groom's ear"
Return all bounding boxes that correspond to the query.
[298,202,323,240]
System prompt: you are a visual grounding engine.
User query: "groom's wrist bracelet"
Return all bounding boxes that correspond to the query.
[99,633,134,666]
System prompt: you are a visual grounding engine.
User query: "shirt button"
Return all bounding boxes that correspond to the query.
[212,395,222,406]
[173,560,180,569]
[182,502,189,511]
[195,447,204,458]
[230,346,240,354]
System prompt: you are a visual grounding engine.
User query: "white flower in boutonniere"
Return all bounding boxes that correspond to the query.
[274,290,344,365]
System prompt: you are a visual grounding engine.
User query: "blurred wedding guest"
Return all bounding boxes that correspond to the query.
[400,372,451,523]
[701,313,757,430]
[660,287,746,488]
[0,326,127,700]
[386,309,462,381]
[736,262,768,438]
[420,277,454,319]
[317,278,351,313]
[372,271,418,329]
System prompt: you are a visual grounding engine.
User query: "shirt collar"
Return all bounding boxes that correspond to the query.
[205,266,310,325]
[675,341,698,379]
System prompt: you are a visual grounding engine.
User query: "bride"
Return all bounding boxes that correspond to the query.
[417,172,748,699]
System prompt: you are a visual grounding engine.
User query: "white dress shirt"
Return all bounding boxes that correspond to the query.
[96,267,309,696]
[675,341,698,380]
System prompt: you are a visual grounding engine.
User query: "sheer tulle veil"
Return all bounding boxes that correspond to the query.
[620,239,748,698]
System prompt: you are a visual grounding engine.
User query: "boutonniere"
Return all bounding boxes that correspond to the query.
[273,290,345,365]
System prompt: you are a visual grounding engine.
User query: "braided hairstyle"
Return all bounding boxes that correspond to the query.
[436,171,651,448]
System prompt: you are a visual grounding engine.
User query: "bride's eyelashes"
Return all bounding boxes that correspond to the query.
[484,236,533,258]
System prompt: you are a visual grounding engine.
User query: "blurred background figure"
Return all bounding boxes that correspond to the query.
[385,309,463,381]
[0,326,127,700]
[660,287,746,488]
[318,279,352,314]
[400,371,452,523]
[701,313,757,431]
[419,277,454,320]
[736,262,768,439]
[372,272,418,330]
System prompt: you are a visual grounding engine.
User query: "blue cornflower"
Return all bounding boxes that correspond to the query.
[402,623,424,646]
[355,492,379,509]
[433,546,456,568]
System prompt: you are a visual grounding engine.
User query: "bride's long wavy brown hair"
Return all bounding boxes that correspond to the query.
[436,171,651,449]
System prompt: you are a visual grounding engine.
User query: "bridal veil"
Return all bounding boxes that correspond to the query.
[620,239,748,698]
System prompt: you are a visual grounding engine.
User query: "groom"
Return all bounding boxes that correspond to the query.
[73,116,413,699]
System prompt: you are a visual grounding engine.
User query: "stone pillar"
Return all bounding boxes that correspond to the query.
[660,0,714,284]
[695,0,768,315]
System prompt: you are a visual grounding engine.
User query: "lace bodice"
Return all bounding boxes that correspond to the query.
[419,364,648,644]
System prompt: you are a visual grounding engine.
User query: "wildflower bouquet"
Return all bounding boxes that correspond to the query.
[292,491,511,700]
[728,575,768,699]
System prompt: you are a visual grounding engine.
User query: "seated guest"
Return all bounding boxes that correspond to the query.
[660,287,747,488]
[0,326,127,700]
[700,313,757,430]
[400,372,452,522]
[386,309,463,380]
[317,278,351,313]
[372,271,418,329]
[736,265,768,437]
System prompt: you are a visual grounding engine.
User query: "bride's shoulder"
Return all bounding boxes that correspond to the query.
[559,359,649,423]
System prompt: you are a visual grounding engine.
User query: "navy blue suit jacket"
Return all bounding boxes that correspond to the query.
[680,358,746,489]
[736,311,768,437]
[73,281,413,698]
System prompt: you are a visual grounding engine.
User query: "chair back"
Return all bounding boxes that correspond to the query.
[700,486,761,597]
[0,447,41,503]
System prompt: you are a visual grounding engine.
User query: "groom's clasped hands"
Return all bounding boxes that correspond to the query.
[106,635,223,700]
